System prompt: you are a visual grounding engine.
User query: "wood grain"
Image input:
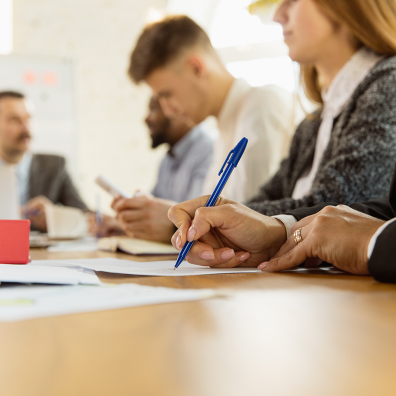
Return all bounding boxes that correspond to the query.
[1,249,396,396]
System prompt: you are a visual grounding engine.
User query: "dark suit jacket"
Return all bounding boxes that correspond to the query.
[286,166,396,283]
[28,154,88,211]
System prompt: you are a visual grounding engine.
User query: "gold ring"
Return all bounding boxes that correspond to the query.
[293,228,303,245]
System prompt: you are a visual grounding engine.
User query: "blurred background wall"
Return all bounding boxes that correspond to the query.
[0,0,298,213]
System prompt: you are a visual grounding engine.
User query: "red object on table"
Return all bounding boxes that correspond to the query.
[0,220,30,264]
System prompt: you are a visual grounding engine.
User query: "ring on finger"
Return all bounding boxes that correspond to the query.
[293,228,303,245]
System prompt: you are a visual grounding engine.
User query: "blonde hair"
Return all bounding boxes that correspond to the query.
[302,0,396,104]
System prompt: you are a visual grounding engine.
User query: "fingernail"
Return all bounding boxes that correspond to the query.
[258,262,268,270]
[200,251,215,260]
[187,225,197,242]
[238,252,250,262]
[220,249,235,260]
[176,234,182,249]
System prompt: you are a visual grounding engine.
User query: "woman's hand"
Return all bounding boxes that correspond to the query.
[258,205,385,275]
[168,196,287,268]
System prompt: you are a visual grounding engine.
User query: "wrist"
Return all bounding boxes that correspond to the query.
[267,217,287,258]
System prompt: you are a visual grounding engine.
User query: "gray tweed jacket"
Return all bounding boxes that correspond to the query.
[246,56,396,215]
[29,154,88,211]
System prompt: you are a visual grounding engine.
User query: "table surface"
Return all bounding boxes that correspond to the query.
[1,248,396,396]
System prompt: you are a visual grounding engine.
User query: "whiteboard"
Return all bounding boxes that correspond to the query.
[0,54,78,180]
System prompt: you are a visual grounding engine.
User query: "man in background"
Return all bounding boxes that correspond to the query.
[95,96,213,241]
[0,91,88,231]
[113,15,295,243]
[129,15,296,202]
[146,95,213,202]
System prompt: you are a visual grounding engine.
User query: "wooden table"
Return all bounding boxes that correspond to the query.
[1,249,396,396]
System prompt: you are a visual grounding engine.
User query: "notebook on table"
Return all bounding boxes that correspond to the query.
[98,236,178,256]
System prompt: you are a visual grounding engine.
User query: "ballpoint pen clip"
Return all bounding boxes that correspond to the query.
[218,150,234,176]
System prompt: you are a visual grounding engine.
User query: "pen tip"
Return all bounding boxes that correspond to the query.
[174,267,176,271]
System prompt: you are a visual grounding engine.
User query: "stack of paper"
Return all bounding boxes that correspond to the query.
[0,263,100,285]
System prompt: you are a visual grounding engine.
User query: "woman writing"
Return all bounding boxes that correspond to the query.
[168,0,396,283]
[243,0,396,215]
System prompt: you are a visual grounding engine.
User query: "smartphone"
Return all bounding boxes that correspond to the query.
[95,175,131,199]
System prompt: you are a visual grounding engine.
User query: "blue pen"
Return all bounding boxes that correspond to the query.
[95,194,103,239]
[174,137,248,270]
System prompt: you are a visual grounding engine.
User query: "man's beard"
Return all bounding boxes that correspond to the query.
[8,132,31,155]
[151,129,168,149]
[150,118,171,149]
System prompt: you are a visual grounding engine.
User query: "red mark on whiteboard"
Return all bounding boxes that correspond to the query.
[43,73,58,86]
[23,72,36,85]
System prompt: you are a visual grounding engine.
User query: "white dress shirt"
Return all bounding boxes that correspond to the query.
[202,78,295,202]
[0,152,33,206]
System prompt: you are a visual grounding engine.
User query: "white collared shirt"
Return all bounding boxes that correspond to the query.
[202,78,296,202]
[0,152,33,206]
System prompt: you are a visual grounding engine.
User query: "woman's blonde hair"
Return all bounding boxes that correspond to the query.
[302,0,396,104]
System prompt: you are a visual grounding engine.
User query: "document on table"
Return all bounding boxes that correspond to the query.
[0,283,218,322]
[46,237,99,252]
[0,264,100,285]
[30,258,262,277]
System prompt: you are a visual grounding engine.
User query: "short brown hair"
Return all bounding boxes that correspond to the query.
[0,91,25,101]
[128,15,213,83]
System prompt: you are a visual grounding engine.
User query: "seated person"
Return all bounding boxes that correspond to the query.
[147,96,213,202]
[243,0,396,216]
[129,15,295,203]
[115,0,396,244]
[0,91,88,231]
[167,0,396,284]
[168,167,396,284]
[96,96,213,241]
[111,15,294,243]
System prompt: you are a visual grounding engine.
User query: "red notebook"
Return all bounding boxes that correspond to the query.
[0,220,30,264]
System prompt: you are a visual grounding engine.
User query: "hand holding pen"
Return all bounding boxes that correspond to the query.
[168,193,288,270]
[172,137,249,270]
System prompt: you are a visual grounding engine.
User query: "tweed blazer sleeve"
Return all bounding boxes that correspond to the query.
[246,57,396,216]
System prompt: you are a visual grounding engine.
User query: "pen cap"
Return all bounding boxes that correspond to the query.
[218,137,249,176]
[229,138,248,167]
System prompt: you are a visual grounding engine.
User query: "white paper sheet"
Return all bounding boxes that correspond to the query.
[47,237,98,252]
[0,264,100,285]
[31,258,262,277]
[0,283,218,322]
